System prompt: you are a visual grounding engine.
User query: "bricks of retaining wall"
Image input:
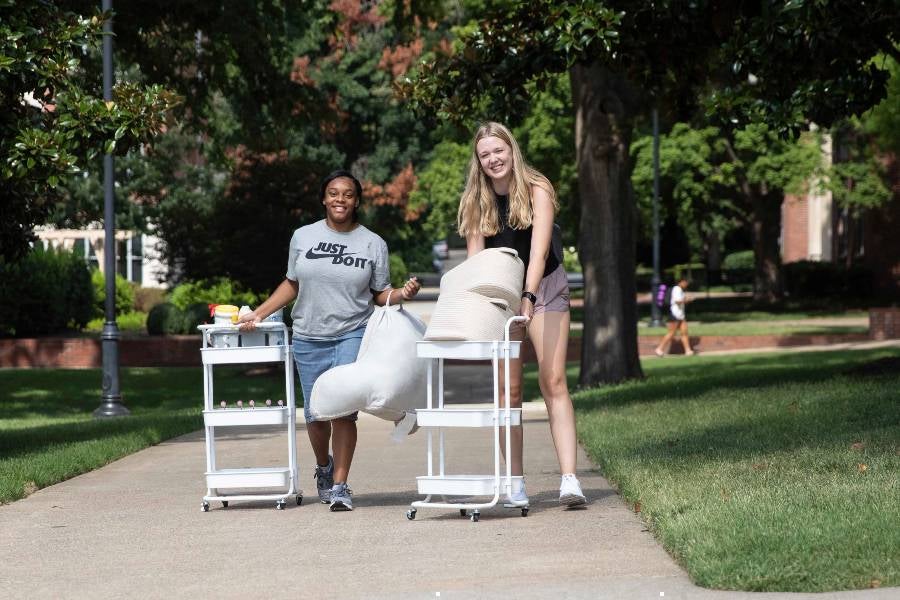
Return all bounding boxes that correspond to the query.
[0,332,875,368]
[869,307,900,340]
[0,336,200,368]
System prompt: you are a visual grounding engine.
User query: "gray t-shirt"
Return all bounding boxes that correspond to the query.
[286,220,391,339]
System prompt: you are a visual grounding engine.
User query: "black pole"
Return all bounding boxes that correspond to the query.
[649,108,663,327]
[94,0,128,418]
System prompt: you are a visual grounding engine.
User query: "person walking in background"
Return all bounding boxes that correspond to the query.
[654,277,695,356]
[456,121,586,507]
[239,170,420,511]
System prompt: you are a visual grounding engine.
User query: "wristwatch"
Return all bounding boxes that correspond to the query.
[521,291,537,304]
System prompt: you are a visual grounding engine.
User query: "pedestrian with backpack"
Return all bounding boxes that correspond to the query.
[654,277,695,356]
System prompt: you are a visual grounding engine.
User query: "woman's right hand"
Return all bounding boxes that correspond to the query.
[237,310,261,331]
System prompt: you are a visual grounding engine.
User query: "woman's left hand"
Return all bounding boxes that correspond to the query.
[400,276,421,301]
[519,297,534,326]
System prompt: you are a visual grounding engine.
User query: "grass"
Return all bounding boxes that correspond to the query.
[522,348,900,592]
[571,296,870,325]
[0,366,287,504]
[636,321,867,337]
[566,321,868,338]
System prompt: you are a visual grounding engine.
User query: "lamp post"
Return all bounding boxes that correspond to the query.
[94,0,128,417]
[649,108,663,327]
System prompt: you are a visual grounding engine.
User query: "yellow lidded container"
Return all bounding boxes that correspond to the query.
[213,304,239,325]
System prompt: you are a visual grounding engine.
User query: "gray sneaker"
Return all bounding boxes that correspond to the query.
[314,456,334,503]
[329,482,353,511]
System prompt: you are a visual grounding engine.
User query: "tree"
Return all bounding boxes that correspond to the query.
[52,0,454,285]
[0,0,179,262]
[403,1,900,385]
[632,123,820,301]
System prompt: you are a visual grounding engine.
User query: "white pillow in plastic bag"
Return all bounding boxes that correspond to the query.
[308,303,427,426]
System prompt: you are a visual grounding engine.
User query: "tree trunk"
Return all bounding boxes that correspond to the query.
[570,62,643,386]
[706,229,722,286]
[751,190,784,304]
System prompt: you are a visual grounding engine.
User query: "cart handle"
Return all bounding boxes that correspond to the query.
[504,316,527,345]
[198,321,289,347]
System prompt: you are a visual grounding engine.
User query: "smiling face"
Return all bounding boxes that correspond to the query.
[322,176,358,227]
[476,135,513,184]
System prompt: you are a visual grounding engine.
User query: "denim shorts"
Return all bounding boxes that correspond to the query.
[292,327,365,423]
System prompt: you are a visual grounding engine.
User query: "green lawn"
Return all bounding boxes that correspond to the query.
[568,321,868,338]
[636,321,867,337]
[522,349,900,592]
[0,366,287,504]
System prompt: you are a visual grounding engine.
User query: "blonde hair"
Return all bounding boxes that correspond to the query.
[457,122,557,237]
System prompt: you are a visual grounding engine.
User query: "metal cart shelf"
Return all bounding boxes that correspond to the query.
[198,322,301,511]
[407,317,527,522]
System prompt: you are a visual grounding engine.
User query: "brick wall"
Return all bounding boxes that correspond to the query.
[0,336,201,368]
[782,193,809,263]
[0,332,877,369]
[869,308,900,340]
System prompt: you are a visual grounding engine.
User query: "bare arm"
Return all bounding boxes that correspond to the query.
[520,185,555,321]
[238,278,298,330]
[372,276,421,306]
[466,233,485,258]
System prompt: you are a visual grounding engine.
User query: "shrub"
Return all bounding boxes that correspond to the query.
[169,278,261,311]
[181,302,212,333]
[783,261,874,299]
[84,311,148,333]
[146,302,184,335]
[133,286,166,312]
[722,250,755,270]
[563,246,581,273]
[0,247,94,336]
[389,254,408,288]
[91,269,136,317]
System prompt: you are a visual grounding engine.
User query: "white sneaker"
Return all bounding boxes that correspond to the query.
[559,474,587,507]
[503,483,529,507]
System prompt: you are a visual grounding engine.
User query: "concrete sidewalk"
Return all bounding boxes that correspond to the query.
[2,395,898,599]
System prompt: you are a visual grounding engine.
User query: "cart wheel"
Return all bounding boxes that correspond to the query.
[521,507,529,517]
[459,509,467,517]
[201,502,210,512]
[221,501,229,508]
[296,495,303,506]
[276,500,286,510]
[406,509,416,521]
[471,510,480,522]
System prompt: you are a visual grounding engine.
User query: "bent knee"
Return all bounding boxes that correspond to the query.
[540,370,568,394]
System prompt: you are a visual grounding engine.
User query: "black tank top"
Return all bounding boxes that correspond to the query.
[484,194,561,282]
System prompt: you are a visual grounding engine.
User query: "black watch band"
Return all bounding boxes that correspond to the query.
[521,291,537,304]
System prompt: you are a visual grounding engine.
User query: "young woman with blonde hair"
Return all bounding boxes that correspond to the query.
[458,122,586,507]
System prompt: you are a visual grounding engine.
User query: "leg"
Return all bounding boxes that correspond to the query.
[306,420,332,466]
[528,310,576,475]
[498,329,524,476]
[680,320,694,354]
[331,417,357,484]
[655,320,678,355]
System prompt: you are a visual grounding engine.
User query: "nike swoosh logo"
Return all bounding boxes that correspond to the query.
[305,249,358,260]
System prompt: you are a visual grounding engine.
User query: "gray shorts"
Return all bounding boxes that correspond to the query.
[534,265,570,315]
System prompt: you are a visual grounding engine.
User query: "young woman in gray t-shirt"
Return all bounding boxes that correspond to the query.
[239,170,420,511]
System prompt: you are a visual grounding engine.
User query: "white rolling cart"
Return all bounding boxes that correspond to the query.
[198,321,302,511]
[407,316,528,522]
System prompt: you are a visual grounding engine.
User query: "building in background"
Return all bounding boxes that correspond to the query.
[35,225,168,288]
[781,137,900,294]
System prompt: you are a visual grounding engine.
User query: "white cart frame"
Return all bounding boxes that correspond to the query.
[407,316,528,522]
[198,322,301,511]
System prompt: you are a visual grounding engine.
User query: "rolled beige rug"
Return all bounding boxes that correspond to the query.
[424,291,515,341]
[439,247,524,313]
